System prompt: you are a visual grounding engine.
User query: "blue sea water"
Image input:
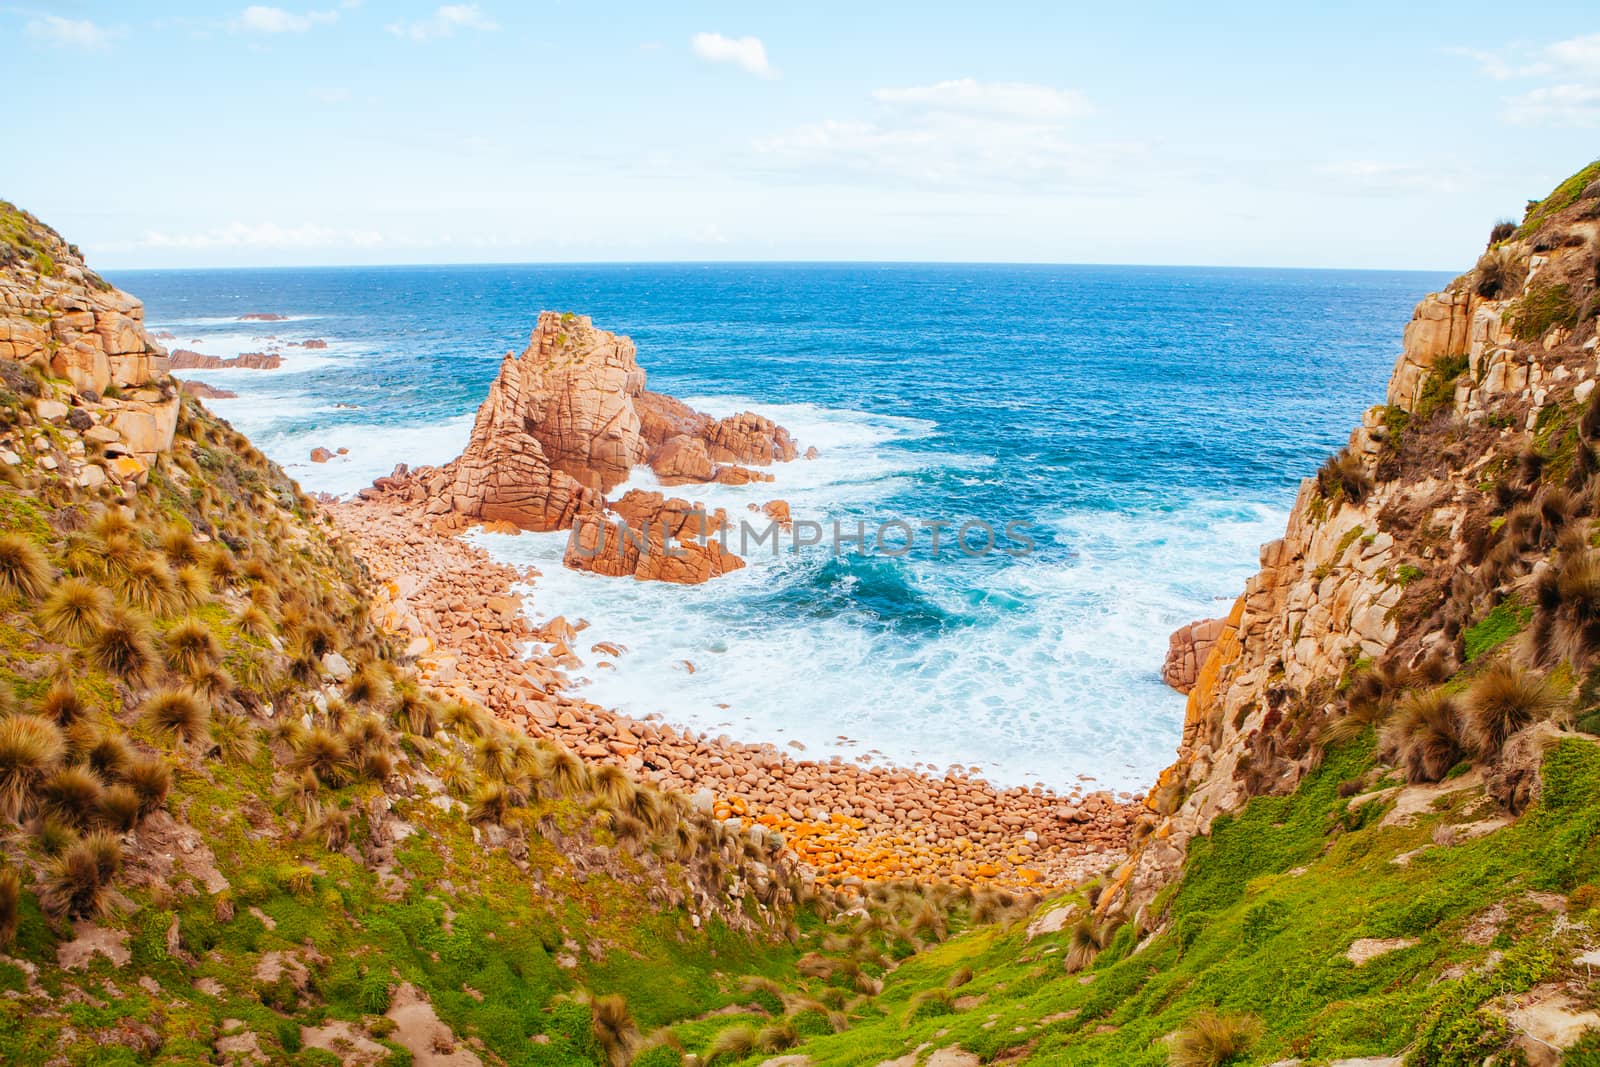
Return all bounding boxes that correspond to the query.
[111,263,1449,793]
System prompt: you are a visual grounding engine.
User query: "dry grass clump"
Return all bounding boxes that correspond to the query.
[1317,450,1372,504]
[1065,915,1114,973]
[210,712,259,763]
[41,831,120,918]
[588,993,640,1067]
[164,616,221,675]
[37,765,104,828]
[289,726,350,786]
[0,532,50,600]
[0,713,65,820]
[0,867,19,947]
[36,680,87,727]
[112,552,182,616]
[1464,662,1563,758]
[1382,688,1468,782]
[467,781,512,827]
[40,577,110,643]
[123,755,171,814]
[1168,1010,1263,1067]
[1533,547,1600,664]
[90,607,156,683]
[704,1023,757,1065]
[1474,244,1527,299]
[142,688,210,746]
[96,783,143,832]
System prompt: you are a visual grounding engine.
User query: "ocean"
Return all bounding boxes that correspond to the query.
[111,262,1450,793]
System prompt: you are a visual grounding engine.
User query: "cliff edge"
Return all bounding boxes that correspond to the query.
[1107,160,1600,923]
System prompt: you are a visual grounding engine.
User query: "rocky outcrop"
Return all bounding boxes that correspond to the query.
[176,379,237,400]
[564,490,746,584]
[1,201,180,463]
[436,312,798,581]
[0,202,170,395]
[169,349,282,371]
[1108,172,1600,925]
[1160,617,1226,694]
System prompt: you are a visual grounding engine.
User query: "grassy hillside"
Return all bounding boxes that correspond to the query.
[3,162,1600,1065]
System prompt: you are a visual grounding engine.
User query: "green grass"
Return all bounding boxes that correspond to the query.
[1464,598,1533,662]
[745,737,1600,1066]
[1518,158,1600,237]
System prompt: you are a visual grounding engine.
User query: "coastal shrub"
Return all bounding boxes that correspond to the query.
[1316,450,1372,504]
[629,1045,683,1067]
[1519,159,1600,235]
[1414,353,1469,423]
[1168,1010,1262,1067]
[0,533,49,600]
[1487,219,1517,247]
[1509,281,1578,342]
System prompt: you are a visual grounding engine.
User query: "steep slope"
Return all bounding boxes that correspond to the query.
[737,161,1600,1066]
[0,205,1044,1066]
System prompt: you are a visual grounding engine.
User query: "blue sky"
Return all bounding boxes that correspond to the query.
[7,2,1599,269]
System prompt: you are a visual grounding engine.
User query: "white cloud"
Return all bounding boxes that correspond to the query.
[1316,160,1461,195]
[872,78,1091,121]
[387,4,497,41]
[141,222,384,250]
[24,15,115,49]
[237,6,338,33]
[691,32,775,79]
[751,79,1118,191]
[1463,33,1600,127]
[1504,83,1600,127]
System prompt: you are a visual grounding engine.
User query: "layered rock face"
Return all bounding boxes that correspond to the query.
[1105,175,1600,923]
[1,203,170,395]
[1,202,179,466]
[1160,616,1226,694]
[435,311,797,581]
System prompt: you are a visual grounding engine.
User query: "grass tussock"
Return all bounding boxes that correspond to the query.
[0,532,50,600]
[1464,663,1564,757]
[1382,688,1468,783]
[1168,1010,1262,1067]
[142,689,210,746]
[0,713,65,820]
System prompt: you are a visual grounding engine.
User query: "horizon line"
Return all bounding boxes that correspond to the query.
[101,257,1461,275]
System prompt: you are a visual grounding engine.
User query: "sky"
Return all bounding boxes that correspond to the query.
[5,2,1599,270]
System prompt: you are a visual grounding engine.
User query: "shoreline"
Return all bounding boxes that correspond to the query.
[329,487,1139,890]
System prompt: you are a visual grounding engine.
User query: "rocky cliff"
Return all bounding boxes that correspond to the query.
[2,206,1049,1066]
[1104,161,1600,924]
[378,311,799,582]
[0,201,179,473]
